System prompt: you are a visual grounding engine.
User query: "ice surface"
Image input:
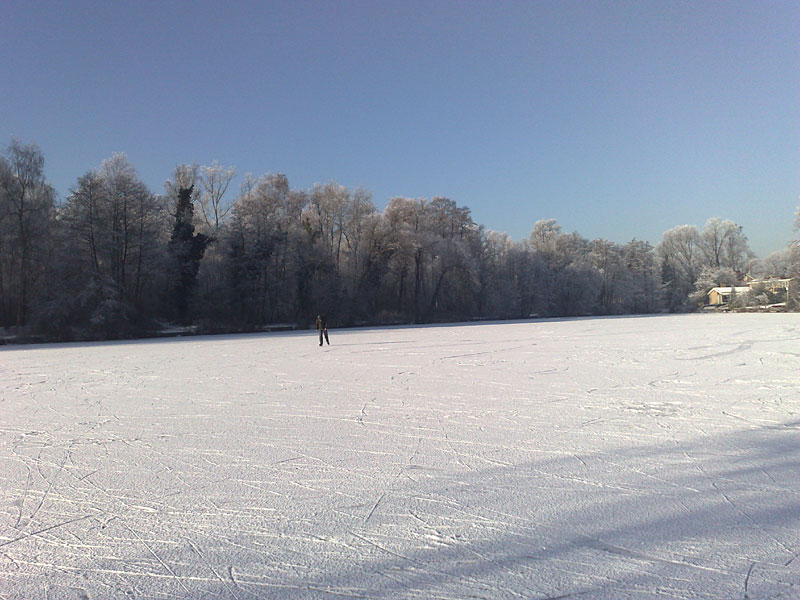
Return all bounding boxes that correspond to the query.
[1,313,798,599]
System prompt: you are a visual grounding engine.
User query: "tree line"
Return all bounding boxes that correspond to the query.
[1,139,797,342]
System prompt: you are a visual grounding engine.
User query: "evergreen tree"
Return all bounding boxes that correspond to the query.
[169,185,211,323]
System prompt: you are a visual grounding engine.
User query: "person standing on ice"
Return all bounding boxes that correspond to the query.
[316,315,329,346]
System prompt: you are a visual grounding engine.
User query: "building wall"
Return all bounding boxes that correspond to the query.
[708,290,725,305]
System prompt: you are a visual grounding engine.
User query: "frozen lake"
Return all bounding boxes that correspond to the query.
[1,313,799,599]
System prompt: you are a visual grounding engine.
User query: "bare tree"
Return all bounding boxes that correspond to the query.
[622,239,659,313]
[699,217,752,272]
[306,182,350,273]
[589,239,624,314]
[0,139,55,326]
[61,154,164,336]
[657,224,701,310]
[529,218,562,257]
[225,173,307,325]
[198,161,235,232]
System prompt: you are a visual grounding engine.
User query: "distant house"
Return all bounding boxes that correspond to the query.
[756,278,791,296]
[707,286,750,306]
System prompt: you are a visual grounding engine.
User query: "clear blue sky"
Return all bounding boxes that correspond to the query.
[2,0,798,256]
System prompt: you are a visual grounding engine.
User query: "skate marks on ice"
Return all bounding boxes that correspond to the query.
[1,313,799,599]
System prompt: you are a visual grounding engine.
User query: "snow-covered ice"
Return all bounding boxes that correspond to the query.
[1,313,798,599]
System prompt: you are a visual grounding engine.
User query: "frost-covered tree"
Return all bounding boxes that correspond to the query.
[0,139,55,327]
[377,196,478,323]
[657,218,753,310]
[382,197,430,322]
[529,219,561,258]
[474,230,517,318]
[623,239,660,313]
[190,164,234,328]
[656,225,701,311]
[550,232,594,315]
[699,217,752,272]
[198,161,235,232]
[59,154,165,337]
[305,182,352,279]
[326,187,384,324]
[747,248,792,280]
[787,206,800,309]
[225,173,307,326]
[527,220,615,316]
[589,239,625,314]
[419,197,477,320]
[15,139,797,340]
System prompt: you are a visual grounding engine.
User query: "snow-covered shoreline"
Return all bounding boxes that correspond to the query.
[2,313,798,599]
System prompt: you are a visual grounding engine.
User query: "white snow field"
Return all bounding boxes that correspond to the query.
[1,313,798,600]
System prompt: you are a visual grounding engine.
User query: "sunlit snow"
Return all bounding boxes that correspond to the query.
[1,313,798,599]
